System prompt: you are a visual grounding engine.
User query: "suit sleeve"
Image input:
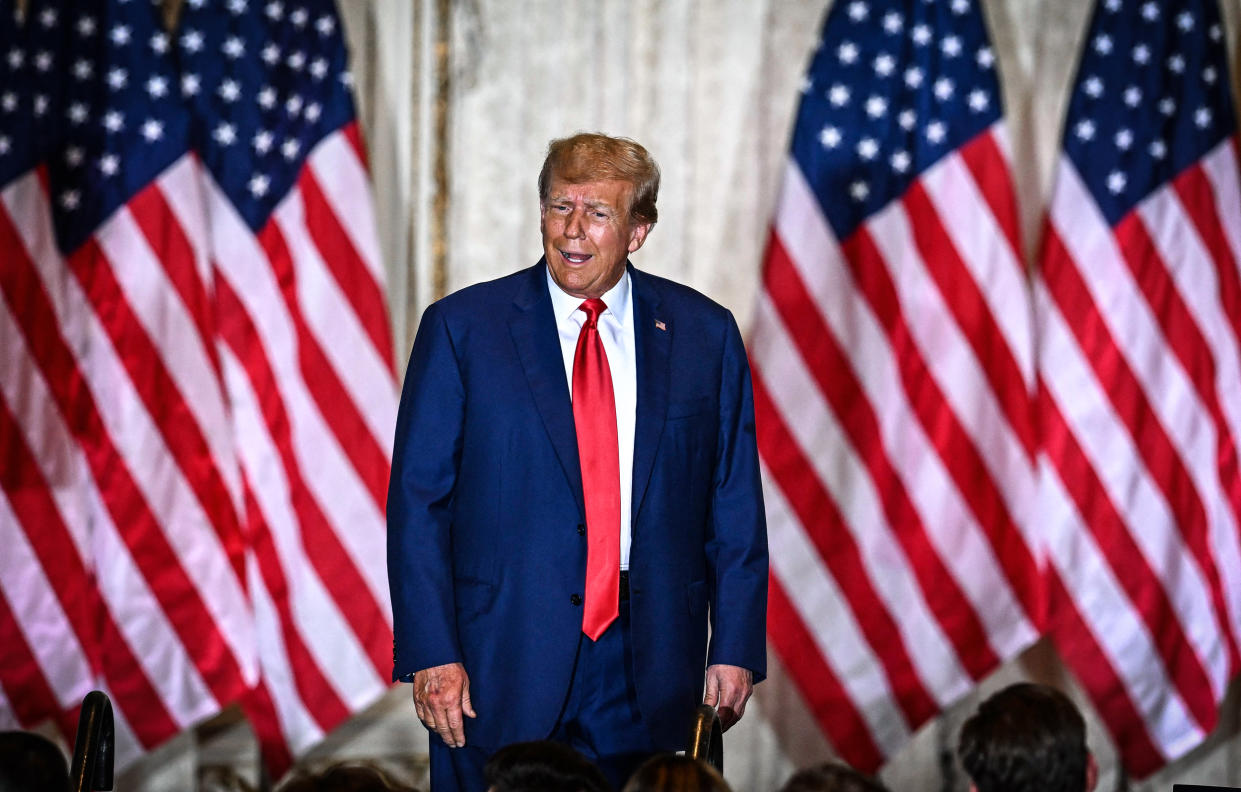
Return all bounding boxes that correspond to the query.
[705,313,769,681]
[388,301,466,681]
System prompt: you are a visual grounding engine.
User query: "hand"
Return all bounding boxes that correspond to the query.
[703,663,753,732]
[412,662,476,747]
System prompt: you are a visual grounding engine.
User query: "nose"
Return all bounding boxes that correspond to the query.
[564,207,585,238]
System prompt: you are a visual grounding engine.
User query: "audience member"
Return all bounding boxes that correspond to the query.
[484,741,611,792]
[778,761,890,792]
[958,682,1097,792]
[620,754,730,792]
[276,760,416,792]
[0,730,69,792]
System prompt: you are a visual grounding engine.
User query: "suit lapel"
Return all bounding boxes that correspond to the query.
[630,266,670,522]
[509,261,584,514]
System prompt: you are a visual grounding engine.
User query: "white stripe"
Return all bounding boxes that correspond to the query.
[98,681,147,771]
[2,174,258,695]
[157,155,216,327]
[1038,454,1202,760]
[761,463,909,754]
[273,185,396,455]
[307,129,385,283]
[921,130,1035,389]
[206,175,392,619]
[0,493,93,709]
[751,295,972,705]
[221,344,385,709]
[773,161,1036,659]
[94,189,242,512]
[866,195,1038,544]
[246,554,325,756]
[1201,142,1241,282]
[1035,277,1229,697]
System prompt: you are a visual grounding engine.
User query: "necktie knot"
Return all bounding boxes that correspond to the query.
[579,298,607,327]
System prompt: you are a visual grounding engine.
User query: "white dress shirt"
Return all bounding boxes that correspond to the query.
[546,269,637,570]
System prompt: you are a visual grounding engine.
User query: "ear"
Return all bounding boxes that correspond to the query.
[1085,753,1098,792]
[627,221,652,253]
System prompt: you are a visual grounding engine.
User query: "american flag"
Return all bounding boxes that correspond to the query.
[752,0,1041,770]
[0,0,396,774]
[1036,0,1241,775]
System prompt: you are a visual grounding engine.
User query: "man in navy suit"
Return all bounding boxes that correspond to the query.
[388,133,768,791]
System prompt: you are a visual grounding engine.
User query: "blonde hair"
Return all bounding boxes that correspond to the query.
[621,754,731,792]
[538,133,660,225]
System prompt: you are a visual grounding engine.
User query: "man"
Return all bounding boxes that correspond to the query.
[484,741,611,792]
[388,133,768,792]
[957,683,1098,792]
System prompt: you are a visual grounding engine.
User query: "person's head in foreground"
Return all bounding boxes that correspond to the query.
[484,740,612,792]
[276,761,414,792]
[538,132,659,301]
[777,761,890,792]
[0,731,69,792]
[620,754,731,792]
[958,682,1097,792]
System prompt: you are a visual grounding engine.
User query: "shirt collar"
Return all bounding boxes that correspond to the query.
[545,264,631,324]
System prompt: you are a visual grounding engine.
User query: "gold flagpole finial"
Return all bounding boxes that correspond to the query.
[161,0,184,33]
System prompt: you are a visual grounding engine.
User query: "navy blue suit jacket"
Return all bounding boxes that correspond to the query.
[387,261,768,751]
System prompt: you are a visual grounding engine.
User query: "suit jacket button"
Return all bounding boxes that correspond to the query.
[570,594,582,606]
[576,523,586,536]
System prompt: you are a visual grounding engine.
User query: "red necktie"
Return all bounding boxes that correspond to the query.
[573,298,620,640]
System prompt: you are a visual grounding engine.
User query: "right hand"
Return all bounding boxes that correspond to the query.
[412,662,476,747]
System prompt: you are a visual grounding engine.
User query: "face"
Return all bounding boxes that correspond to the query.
[541,177,652,299]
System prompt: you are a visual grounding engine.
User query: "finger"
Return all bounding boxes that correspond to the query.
[447,709,466,747]
[461,685,477,719]
[703,672,720,706]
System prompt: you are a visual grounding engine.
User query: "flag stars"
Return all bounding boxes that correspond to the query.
[819,125,842,149]
[181,29,204,53]
[287,51,306,71]
[1093,34,1113,55]
[941,35,961,58]
[1195,107,1212,128]
[281,138,301,160]
[290,7,309,27]
[60,190,81,211]
[316,15,336,36]
[847,1,868,22]
[1176,10,1194,31]
[904,66,923,88]
[976,47,994,69]
[1123,86,1141,107]
[182,73,201,97]
[103,110,124,132]
[34,50,52,71]
[1106,171,1126,194]
[933,77,954,101]
[1210,23,1222,41]
[310,57,329,80]
[911,24,931,46]
[258,86,277,109]
[1,93,15,112]
[898,108,916,130]
[1114,128,1133,150]
[951,0,970,13]
[214,122,238,145]
[1133,44,1150,64]
[837,41,859,65]
[968,89,989,112]
[1168,54,1185,73]
[304,103,321,123]
[218,78,241,102]
[110,24,131,45]
[882,11,902,33]
[223,36,245,59]
[286,94,304,117]
[146,75,169,99]
[67,102,89,124]
[873,53,894,77]
[1075,119,1096,141]
[38,7,57,27]
[1104,0,1121,10]
[1149,140,1167,159]
[77,16,96,36]
[7,48,23,70]
[864,95,887,118]
[150,32,168,54]
[266,1,284,20]
[1159,97,1175,115]
[73,59,93,80]
[1141,1,1158,21]
[248,173,271,197]
[253,129,275,154]
[857,137,879,160]
[1204,66,1217,85]
[828,84,850,107]
[263,43,281,64]
[33,95,48,116]
[890,150,911,173]
[64,146,85,167]
[849,180,869,202]
[99,154,119,176]
[107,67,128,90]
[141,118,164,142]
[0,136,9,155]
[1083,76,1103,98]
[799,75,813,94]
[926,120,947,144]
[228,0,248,13]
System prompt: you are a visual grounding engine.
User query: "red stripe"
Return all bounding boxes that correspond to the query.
[343,122,369,170]
[1115,210,1241,668]
[0,584,75,738]
[958,129,1024,273]
[902,178,1037,460]
[842,227,1042,618]
[243,681,293,777]
[752,369,939,727]
[0,210,249,717]
[298,166,395,376]
[1045,569,1168,777]
[1038,382,1217,721]
[761,233,1001,679]
[1040,225,1222,730]
[127,180,223,382]
[766,575,884,770]
[256,220,390,514]
[241,476,352,730]
[0,394,178,748]
[214,277,391,683]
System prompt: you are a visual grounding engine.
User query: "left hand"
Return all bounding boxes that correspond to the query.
[703,663,753,732]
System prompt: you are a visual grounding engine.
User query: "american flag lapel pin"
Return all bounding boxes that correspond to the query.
[655,319,666,332]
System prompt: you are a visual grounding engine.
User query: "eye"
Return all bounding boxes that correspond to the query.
[591,210,609,220]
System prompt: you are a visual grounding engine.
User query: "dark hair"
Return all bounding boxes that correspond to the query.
[275,761,414,792]
[620,754,730,792]
[0,731,69,792]
[484,741,611,792]
[957,683,1089,792]
[778,762,890,792]
[538,133,660,226]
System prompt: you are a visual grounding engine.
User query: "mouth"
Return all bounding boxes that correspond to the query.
[559,249,593,265]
